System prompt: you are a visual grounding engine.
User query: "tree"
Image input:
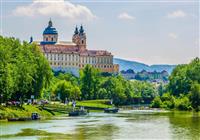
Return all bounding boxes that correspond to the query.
[130,81,157,104]
[190,82,200,111]
[57,73,79,86]
[53,80,81,103]
[70,86,81,100]
[53,80,72,103]
[151,96,162,108]
[166,57,200,111]
[101,77,127,105]
[80,64,101,100]
[0,36,53,103]
[168,58,200,97]
[168,64,191,96]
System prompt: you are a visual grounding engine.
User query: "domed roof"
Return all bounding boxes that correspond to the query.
[43,19,58,35]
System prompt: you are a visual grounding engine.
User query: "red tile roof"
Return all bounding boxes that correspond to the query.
[40,44,112,56]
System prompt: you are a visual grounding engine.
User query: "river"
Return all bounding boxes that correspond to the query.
[0,110,200,140]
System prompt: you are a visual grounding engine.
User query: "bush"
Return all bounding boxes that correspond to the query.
[175,95,192,110]
[160,93,175,109]
[190,82,200,111]
[151,96,162,108]
[161,100,174,109]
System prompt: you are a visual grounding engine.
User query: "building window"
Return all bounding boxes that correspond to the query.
[51,37,53,41]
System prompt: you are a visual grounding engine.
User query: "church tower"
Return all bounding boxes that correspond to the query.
[41,19,58,45]
[72,25,86,51]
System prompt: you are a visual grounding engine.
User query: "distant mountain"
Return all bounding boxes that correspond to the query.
[114,58,176,73]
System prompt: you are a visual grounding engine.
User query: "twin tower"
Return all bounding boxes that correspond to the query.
[42,19,87,51]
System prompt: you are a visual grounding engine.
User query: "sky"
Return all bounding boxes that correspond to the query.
[0,0,199,65]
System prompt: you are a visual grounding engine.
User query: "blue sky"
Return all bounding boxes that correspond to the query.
[0,0,199,65]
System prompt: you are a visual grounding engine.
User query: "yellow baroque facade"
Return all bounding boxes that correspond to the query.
[33,20,119,76]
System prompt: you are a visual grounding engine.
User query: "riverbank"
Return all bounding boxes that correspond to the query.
[0,105,54,120]
[0,100,113,120]
[76,100,113,110]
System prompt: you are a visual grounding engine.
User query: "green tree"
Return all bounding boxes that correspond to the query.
[190,82,200,111]
[168,64,191,96]
[174,95,191,110]
[57,73,79,86]
[151,96,162,108]
[80,64,101,100]
[53,80,81,103]
[0,36,53,103]
[101,77,127,105]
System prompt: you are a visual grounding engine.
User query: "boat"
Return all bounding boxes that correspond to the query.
[69,109,88,116]
[31,112,40,120]
[104,108,119,113]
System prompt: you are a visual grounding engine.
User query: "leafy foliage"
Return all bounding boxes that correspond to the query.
[152,58,200,111]
[52,80,81,103]
[0,36,53,103]
[79,65,157,105]
[190,82,200,111]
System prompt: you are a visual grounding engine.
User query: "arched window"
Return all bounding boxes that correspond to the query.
[82,40,84,44]
[51,37,53,41]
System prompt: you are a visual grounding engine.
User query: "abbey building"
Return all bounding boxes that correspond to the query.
[34,20,119,76]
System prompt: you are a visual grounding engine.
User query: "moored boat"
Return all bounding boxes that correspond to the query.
[68,107,89,117]
[31,112,40,120]
[104,108,119,113]
[69,110,88,116]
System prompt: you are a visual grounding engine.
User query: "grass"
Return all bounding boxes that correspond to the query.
[42,99,113,113]
[0,99,114,120]
[42,104,73,115]
[76,99,113,109]
[0,105,53,120]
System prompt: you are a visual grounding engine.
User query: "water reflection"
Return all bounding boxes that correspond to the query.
[167,112,200,140]
[0,110,199,140]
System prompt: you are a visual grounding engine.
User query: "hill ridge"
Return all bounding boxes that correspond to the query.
[114,58,176,73]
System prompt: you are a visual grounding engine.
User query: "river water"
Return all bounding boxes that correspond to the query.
[0,110,199,140]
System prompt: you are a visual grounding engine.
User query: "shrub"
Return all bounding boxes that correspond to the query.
[175,95,192,110]
[189,82,200,111]
[160,93,175,109]
[162,100,174,109]
[151,96,162,108]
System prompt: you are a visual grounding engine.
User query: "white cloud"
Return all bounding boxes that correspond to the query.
[169,33,178,39]
[118,12,135,20]
[12,0,96,22]
[167,10,187,18]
